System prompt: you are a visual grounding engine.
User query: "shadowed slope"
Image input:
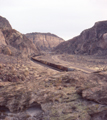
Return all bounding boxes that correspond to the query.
[54,20,107,55]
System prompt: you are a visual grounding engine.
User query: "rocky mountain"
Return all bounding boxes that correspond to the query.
[54,20,107,55]
[0,16,39,57]
[25,32,64,51]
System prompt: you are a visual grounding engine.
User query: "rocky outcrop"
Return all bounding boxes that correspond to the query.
[0,29,6,45]
[0,81,44,120]
[54,20,107,55]
[0,16,12,29]
[1,46,12,56]
[1,62,107,120]
[0,16,39,57]
[1,29,39,57]
[82,84,107,105]
[25,32,64,51]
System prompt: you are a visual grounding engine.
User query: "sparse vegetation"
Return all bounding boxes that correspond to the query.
[1,16,107,120]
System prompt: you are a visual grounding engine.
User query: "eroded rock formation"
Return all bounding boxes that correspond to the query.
[26,32,64,51]
[0,16,39,57]
[2,29,39,57]
[54,20,107,55]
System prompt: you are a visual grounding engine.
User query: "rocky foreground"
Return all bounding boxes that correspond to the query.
[0,55,107,120]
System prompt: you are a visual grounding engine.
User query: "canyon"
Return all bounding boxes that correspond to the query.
[0,16,107,120]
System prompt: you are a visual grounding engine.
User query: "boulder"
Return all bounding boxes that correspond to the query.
[82,84,107,105]
[2,46,12,56]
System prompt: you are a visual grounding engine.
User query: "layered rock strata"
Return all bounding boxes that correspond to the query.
[26,32,64,51]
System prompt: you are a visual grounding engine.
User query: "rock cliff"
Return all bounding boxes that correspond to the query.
[0,16,39,57]
[54,20,107,55]
[2,29,39,57]
[25,32,64,51]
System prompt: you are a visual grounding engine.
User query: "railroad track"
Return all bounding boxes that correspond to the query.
[31,57,75,72]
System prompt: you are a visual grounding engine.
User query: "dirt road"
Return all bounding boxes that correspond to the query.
[51,55,95,73]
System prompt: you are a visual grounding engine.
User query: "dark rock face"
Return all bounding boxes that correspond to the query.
[54,21,107,55]
[25,32,64,51]
[0,16,12,29]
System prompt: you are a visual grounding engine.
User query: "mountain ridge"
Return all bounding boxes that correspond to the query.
[54,20,107,55]
[0,16,39,57]
[25,32,64,51]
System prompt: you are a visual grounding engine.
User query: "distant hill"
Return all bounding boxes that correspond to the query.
[0,16,39,57]
[25,32,64,51]
[54,21,107,55]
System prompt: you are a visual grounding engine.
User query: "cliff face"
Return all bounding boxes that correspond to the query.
[25,32,64,51]
[2,29,39,56]
[0,16,39,57]
[54,21,107,55]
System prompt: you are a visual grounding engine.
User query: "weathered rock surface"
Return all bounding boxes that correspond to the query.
[0,29,6,45]
[0,16,12,29]
[82,84,107,105]
[0,16,40,57]
[25,32,64,51]
[1,46,12,56]
[82,83,107,120]
[54,20,107,55]
[2,29,39,57]
[0,62,107,120]
[91,110,107,120]
[0,81,44,120]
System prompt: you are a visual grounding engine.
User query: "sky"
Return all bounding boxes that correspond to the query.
[0,0,107,40]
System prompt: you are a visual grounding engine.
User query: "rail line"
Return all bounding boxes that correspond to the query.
[31,57,75,72]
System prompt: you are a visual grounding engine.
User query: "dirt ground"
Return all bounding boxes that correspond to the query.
[1,53,107,119]
[34,53,107,73]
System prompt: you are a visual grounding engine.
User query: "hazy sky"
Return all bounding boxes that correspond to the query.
[0,0,107,40]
